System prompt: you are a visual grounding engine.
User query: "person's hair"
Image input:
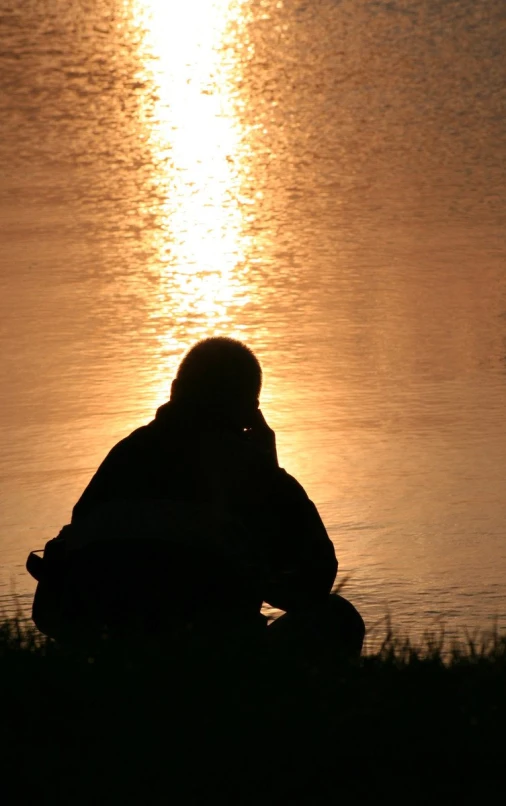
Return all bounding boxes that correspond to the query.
[174,337,262,406]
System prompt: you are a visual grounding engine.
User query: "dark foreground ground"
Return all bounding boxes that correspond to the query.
[2,612,505,804]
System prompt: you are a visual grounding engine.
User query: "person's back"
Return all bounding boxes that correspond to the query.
[70,339,337,612]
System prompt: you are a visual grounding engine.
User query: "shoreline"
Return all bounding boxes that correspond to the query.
[3,615,505,800]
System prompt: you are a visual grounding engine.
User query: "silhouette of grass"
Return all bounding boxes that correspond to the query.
[2,608,505,802]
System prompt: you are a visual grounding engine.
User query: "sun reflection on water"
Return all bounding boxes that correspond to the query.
[132,0,253,401]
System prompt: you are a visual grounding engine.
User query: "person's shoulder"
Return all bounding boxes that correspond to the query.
[103,422,157,461]
[274,467,310,499]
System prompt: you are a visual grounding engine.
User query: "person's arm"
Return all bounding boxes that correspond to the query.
[262,471,338,612]
[71,431,147,523]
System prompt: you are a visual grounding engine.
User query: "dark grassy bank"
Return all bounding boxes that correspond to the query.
[2,614,505,804]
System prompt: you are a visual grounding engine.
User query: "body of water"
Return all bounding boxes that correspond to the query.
[1,0,505,641]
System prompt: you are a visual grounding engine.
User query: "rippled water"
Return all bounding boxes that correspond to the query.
[1,0,505,640]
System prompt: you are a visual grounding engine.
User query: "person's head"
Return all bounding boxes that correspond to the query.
[170,337,262,429]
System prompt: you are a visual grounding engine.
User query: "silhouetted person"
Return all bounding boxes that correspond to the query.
[29,338,364,654]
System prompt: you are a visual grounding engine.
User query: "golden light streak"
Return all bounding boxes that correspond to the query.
[129,0,254,408]
[137,3,250,310]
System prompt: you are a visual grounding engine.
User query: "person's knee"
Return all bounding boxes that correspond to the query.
[268,595,365,657]
[326,594,365,651]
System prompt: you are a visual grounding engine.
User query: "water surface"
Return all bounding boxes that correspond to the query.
[1,0,505,640]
